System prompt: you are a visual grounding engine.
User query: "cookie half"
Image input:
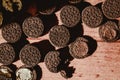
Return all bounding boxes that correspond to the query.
[69,37,89,59]
[99,21,119,42]
[16,66,36,80]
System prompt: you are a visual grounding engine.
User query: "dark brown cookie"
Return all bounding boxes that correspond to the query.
[49,25,70,48]
[68,0,81,4]
[2,23,22,43]
[99,21,119,42]
[20,44,41,67]
[69,37,89,59]
[44,51,61,73]
[0,66,13,80]
[0,43,15,65]
[60,5,80,27]
[82,6,103,28]
[22,17,44,38]
[39,6,56,15]
[16,66,36,80]
[102,0,120,19]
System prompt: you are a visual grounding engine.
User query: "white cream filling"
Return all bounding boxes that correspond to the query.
[16,68,33,80]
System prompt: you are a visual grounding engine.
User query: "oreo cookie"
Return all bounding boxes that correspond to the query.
[69,37,89,59]
[82,6,103,28]
[68,0,81,4]
[2,23,22,43]
[102,0,120,19]
[0,43,15,65]
[22,17,44,38]
[19,44,41,67]
[99,21,119,42]
[49,25,70,48]
[16,66,36,80]
[44,51,61,73]
[0,66,13,80]
[60,5,80,27]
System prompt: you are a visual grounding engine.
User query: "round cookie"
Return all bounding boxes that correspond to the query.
[44,51,61,73]
[22,17,44,38]
[60,5,80,27]
[68,0,81,4]
[102,0,120,19]
[82,6,103,28]
[2,23,22,43]
[69,37,89,59]
[0,43,15,65]
[20,44,41,67]
[0,65,13,79]
[16,66,36,80]
[99,21,119,42]
[49,25,70,48]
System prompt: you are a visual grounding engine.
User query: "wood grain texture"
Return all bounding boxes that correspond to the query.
[0,0,120,80]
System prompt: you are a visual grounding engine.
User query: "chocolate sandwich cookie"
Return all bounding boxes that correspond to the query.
[22,17,44,38]
[102,0,120,19]
[2,0,22,12]
[82,6,103,28]
[0,66,13,80]
[69,37,89,59]
[0,43,15,65]
[49,25,70,48]
[60,5,80,27]
[68,0,82,4]
[44,51,61,73]
[16,66,36,80]
[20,44,41,67]
[2,23,22,43]
[99,21,119,42]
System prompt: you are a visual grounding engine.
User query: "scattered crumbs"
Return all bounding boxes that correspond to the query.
[96,74,100,78]
[97,61,100,63]
[111,70,114,72]
[79,74,83,77]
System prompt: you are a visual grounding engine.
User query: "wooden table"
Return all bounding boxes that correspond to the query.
[0,0,120,80]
